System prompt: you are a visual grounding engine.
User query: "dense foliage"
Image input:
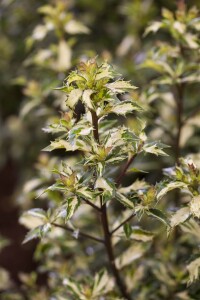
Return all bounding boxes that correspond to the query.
[0,1,200,299]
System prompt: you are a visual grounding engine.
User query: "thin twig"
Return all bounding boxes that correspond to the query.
[111,212,136,235]
[116,154,137,187]
[90,109,99,143]
[173,83,184,162]
[52,222,104,244]
[81,197,101,211]
[172,81,185,211]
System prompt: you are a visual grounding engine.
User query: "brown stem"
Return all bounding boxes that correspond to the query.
[173,83,184,163]
[90,109,99,143]
[91,110,132,300]
[116,154,137,187]
[81,197,101,211]
[111,212,136,235]
[52,222,104,244]
[101,204,132,300]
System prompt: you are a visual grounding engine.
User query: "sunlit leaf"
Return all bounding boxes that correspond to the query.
[106,80,137,93]
[170,207,191,228]
[157,181,188,200]
[187,257,200,284]
[190,195,200,218]
[66,89,83,108]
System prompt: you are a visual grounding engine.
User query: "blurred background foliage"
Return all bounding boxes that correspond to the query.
[0,0,200,299]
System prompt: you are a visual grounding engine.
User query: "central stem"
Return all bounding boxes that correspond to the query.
[174,83,184,162]
[91,109,132,300]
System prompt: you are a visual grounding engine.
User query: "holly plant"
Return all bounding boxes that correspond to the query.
[20,59,200,300]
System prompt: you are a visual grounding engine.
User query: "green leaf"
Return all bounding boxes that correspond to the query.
[66,89,82,108]
[131,227,154,242]
[147,208,169,227]
[123,223,132,238]
[127,168,148,174]
[162,8,174,20]
[54,85,69,92]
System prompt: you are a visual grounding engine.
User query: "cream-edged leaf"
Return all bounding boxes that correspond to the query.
[115,244,147,269]
[143,21,163,36]
[64,20,90,34]
[66,196,79,220]
[170,207,191,228]
[56,40,72,71]
[190,195,200,218]
[82,89,94,109]
[116,192,134,208]
[143,142,168,156]
[92,269,114,297]
[110,101,141,115]
[66,89,82,108]
[147,208,169,226]
[187,257,200,284]
[157,182,188,200]
[106,80,137,93]
[95,177,113,194]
